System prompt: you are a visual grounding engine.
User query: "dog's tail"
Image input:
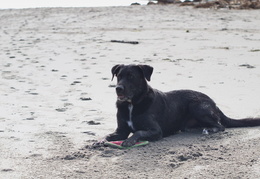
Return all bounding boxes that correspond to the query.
[219,109,260,128]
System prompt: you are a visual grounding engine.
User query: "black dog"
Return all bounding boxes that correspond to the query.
[95,64,260,147]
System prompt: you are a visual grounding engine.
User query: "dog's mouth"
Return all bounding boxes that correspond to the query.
[117,95,131,102]
[117,95,127,101]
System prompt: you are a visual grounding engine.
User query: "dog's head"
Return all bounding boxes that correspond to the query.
[111,64,153,102]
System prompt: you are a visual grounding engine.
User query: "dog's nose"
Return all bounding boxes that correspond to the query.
[116,85,124,93]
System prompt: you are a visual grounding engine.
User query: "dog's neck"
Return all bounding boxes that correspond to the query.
[130,85,152,105]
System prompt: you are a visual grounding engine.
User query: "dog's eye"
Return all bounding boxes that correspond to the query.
[116,74,122,81]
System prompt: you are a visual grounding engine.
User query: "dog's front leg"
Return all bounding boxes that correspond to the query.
[105,130,130,141]
[92,126,130,147]
[92,130,130,147]
[105,118,132,141]
[122,129,162,147]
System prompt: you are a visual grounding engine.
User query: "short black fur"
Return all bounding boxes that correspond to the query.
[98,64,260,147]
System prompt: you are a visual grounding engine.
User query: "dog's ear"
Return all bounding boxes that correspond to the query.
[138,65,153,81]
[111,64,123,81]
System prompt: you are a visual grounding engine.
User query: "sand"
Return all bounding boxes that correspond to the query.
[0,5,260,178]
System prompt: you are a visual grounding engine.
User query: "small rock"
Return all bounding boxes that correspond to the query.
[109,84,116,88]
[56,108,67,112]
[82,131,95,136]
[87,120,101,125]
[1,169,14,172]
[71,81,81,85]
[131,2,141,5]
[80,97,92,101]
[63,155,76,160]
[239,64,255,69]
[23,118,35,120]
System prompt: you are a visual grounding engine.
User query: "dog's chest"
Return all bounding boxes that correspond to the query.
[127,104,135,131]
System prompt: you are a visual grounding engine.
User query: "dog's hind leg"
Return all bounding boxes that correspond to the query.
[202,125,224,135]
[197,115,225,134]
[190,102,225,134]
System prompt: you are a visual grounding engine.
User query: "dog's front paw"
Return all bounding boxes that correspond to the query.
[92,139,107,148]
[121,138,137,147]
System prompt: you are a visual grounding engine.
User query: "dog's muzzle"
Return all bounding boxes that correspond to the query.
[116,85,124,94]
[116,85,131,102]
[116,85,126,100]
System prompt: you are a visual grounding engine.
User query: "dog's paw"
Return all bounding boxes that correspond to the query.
[92,139,107,148]
[202,127,225,135]
[121,138,137,147]
[202,128,209,135]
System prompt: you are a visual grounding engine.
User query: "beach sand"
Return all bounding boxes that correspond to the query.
[0,5,260,178]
